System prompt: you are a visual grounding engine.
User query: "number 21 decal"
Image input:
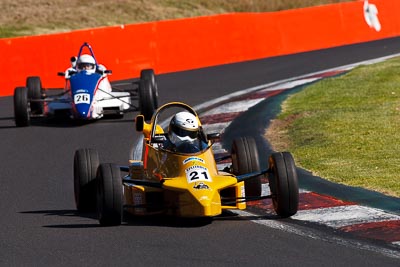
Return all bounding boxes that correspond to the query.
[189,170,209,180]
[185,166,211,183]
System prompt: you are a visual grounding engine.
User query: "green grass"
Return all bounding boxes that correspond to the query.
[0,26,33,38]
[267,58,400,197]
[0,0,352,38]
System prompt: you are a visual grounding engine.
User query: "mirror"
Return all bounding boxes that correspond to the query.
[136,115,144,132]
[207,133,220,142]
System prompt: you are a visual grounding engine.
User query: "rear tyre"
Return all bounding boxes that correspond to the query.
[231,136,262,197]
[74,148,100,212]
[268,152,299,217]
[14,87,30,127]
[140,69,158,109]
[97,163,122,226]
[26,76,44,115]
[139,79,155,121]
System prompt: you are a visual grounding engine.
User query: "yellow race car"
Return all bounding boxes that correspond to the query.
[73,102,299,226]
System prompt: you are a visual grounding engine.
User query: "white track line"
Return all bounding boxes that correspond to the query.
[293,205,400,228]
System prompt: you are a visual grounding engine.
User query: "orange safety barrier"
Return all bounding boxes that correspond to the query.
[0,0,399,96]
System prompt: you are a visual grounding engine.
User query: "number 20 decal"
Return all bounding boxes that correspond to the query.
[185,166,211,183]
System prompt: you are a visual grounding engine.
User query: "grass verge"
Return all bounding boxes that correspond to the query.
[266,57,400,198]
[0,0,352,38]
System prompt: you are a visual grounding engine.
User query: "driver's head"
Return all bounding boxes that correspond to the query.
[77,54,95,73]
[168,111,199,144]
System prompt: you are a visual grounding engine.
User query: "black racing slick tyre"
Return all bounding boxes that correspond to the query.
[268,152,299,218]
[138,79,155,121]
[26,76,44,115]
[140,69,159,109]
[74,148,100,212]
[97,163,122,226]
[14,87,30,127]
[231,136,262,197]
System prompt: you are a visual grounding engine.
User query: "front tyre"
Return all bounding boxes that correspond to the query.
[140,69,159,109]
[138,79,155,121]
[268,152,299,217]
[97,163,122,226]
[231,136,262,197]
[74,148,100,212]
[14,87,30,127]
[26,76,44,115]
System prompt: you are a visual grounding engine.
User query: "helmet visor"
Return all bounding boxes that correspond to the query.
[170,123,198,139]
[78,63,95,70]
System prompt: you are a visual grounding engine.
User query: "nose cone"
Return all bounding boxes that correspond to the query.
[69,71,101,119]
[73,103,91,119]
[180,187,222,217]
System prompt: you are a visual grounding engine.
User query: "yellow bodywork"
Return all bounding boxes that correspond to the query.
[125,103,246,217]
[124,145,246,217]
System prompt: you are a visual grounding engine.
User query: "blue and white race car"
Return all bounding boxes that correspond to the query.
[13,42,158,126]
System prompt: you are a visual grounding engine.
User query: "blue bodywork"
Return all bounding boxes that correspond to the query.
[69,42,101,119]
[69,71,102,119]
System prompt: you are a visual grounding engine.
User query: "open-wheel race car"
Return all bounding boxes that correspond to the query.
[13,42,158,127]
[73,102,299,226]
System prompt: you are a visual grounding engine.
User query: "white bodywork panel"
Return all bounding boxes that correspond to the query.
[45,90,131,119]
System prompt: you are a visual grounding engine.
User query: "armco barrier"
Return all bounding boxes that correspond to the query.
[1,0,399,96]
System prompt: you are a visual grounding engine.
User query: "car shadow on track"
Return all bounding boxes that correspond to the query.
[0,116,19,129]
[20,209,101,228]
[0,115,136,129]
[20,209,280,229]
[120,211,281,228]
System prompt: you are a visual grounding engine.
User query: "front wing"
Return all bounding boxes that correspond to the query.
[120,168,271,217]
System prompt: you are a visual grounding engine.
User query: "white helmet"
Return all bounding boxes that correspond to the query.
[77,54,96,73]
[168,111,199,144]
